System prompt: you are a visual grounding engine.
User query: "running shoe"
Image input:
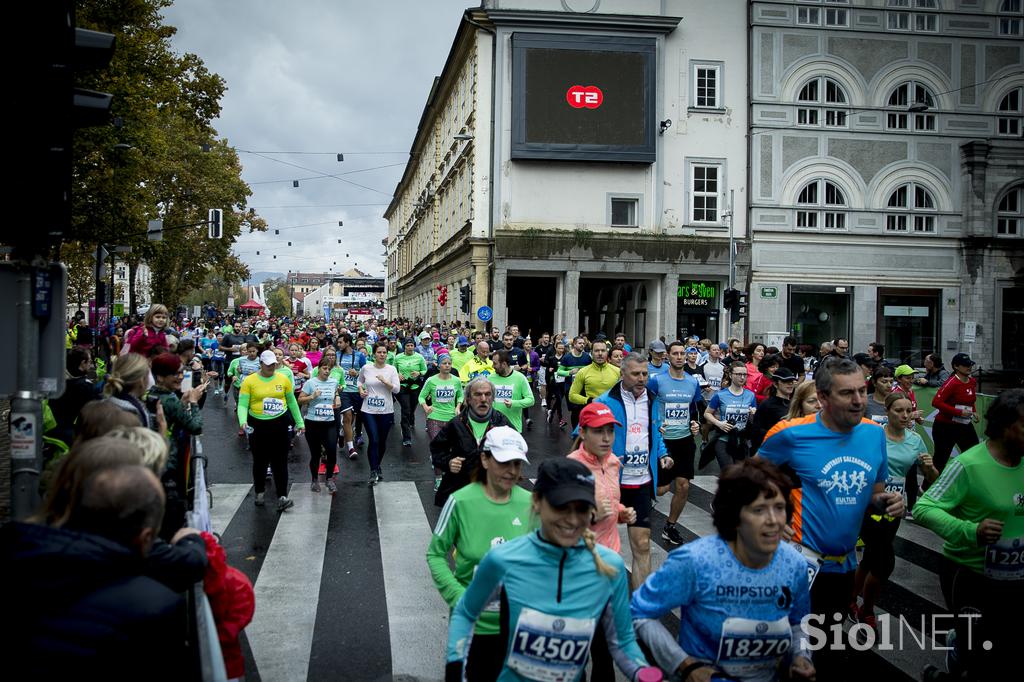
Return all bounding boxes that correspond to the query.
[310,481,321,493]
[326,479,337,495]
[661,523,684,546]
[347,447,359,461]
[559,419,567,429]
[402,438,412,447]
[266,466,272,478]
[254,492,265,507]
[526,418,533,430]
[355,435,365,447]
[276,496,295,512]
[368,472,378,486]
[375,470,384,481]
[546,409,554,424]
[847,602,860,624]
[541,399,547,409]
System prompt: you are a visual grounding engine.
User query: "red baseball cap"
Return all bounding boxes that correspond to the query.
[579,402,621,428]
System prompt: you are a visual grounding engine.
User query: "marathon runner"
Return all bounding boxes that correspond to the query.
[298,358,341,494]
[488,350,534,433]
[567,339,620,412]
[445,458,650,682]
[358,342,401,484]
[702,362,758,469]
[930,353,981,480]
[427,426,532,681]
[237,350,305,512]
[394,338,428,447]
[915,388,1024,682]
[632,459,815,682]
[557,336,592,430]
[458,341,495,384]
[331,332,366,460]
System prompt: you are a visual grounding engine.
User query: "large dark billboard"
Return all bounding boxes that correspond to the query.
[511,33,656,163]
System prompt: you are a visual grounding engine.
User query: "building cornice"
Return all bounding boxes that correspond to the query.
[481,9,681,34]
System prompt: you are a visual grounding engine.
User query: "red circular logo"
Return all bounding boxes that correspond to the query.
[566,85,604,109]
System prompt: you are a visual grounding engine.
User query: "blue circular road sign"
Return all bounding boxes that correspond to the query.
[477,305,493,322]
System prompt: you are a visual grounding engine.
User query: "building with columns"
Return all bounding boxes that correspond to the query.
[748,0,1022,370]
[384,0,750,345]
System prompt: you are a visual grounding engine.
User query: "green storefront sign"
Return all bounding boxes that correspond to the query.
[677,281,717,308]
[760,287,778,299]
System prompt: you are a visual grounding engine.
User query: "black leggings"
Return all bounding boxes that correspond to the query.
[304,419,338,481]
[859,513,899,580]
[248,416,289,497]
[465,633,505,682]
[939,557,1023,679]
[548,381,565,419]
[397,389,417,439]
[929,421,979,484]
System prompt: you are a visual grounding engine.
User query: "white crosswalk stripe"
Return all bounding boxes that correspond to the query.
[207,483,251,534]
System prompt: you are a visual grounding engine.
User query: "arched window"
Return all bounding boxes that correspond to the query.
[797,76,848,127]
[886,81,936,131]
[886,183,936,233]
[796,179,848,230]
[997,87,1022,137]
[999,0,1022,36]
[997,185,1022,236]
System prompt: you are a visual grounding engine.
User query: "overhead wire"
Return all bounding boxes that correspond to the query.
[238,150,395,196]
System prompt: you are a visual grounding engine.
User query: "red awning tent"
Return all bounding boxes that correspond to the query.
[239,299,265,312]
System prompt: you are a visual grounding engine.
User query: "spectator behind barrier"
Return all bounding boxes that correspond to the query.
[2,464,190,681]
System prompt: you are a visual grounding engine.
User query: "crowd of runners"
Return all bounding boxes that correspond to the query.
[12,304,1021,681]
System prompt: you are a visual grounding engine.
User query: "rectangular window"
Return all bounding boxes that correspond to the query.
[887,112,909,129]
[915,14,938,31]
[888,12,911,29]
[887,215,909,231]
[887,0,910,6]
[797,210,818,228]
[825,8,849,26]
[998,218,1019,235]
[694,64,721,108]
[914,215,935,233]
[1000,17,1023,36]
[797,108,819,125]
[825,109,847,127]
[692,165,720,223]
[797,7,821,25]
[915,114,936,131]
[610,198,638,227]
[824,212,846,230]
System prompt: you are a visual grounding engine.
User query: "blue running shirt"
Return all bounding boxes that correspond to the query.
[708,388,758,432]
[649,372,701,441]
[758,414,888,572]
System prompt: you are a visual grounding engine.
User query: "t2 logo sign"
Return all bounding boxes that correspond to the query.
[566,85,603,109]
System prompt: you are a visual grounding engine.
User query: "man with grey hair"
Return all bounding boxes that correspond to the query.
[757,357,903,679]
[431,376,511,506]
[3,464,189,679]
[594,351,674,588]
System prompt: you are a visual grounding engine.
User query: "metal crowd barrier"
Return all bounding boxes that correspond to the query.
[185,436,228,682]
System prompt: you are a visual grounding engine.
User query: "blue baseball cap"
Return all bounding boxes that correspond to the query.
[685,346,699,354]
[456,335,469,346]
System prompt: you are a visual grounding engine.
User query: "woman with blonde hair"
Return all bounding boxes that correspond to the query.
[104,352,155,429]
[787,380,821,419]
[104,426,169,475]
[124,304,170,357]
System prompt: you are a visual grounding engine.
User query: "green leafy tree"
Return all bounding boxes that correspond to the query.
[69,0,264,311]
[60,241,97,314]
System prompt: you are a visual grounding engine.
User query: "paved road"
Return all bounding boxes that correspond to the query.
[198,390,945,681]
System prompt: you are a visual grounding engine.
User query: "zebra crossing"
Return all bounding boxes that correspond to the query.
[206,474,949,682]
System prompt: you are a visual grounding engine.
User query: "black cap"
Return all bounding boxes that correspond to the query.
[772,367,797,382]
[852,352,874,366]
[951,352,975,367]
[534,459,596,508]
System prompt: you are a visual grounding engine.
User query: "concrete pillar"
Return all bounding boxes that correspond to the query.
[492,266,508,330]
[564,269,581,336]
[471,241,490,331]
[661,273,678,342]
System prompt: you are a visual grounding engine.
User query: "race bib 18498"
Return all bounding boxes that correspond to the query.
[507,608,594,682]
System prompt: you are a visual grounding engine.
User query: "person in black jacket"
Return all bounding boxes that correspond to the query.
[431,376,510,506]
[2,463,190,681]
[748,367,798,454]
[48,347,102,446]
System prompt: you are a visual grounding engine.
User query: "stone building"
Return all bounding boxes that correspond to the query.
[385,0,750,345]
[749,0,1022,370]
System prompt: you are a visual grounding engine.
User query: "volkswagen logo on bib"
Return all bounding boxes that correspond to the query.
[552,619,566,633]
[756,622,769,635]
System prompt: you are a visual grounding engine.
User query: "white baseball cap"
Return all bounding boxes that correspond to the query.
[259,350,278,366]
[483,426,529,463]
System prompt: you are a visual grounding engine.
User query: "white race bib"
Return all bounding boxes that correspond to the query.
[555,373,566,384]
[724,404,749,431]
[952,404,973,425]
[622,449,650,480]
[312,404,335,420]
[664,402,689,427]
[495,384,514,401]
[262,397,285,417]
[716,616,792,680]
[434,386,456,404]
[984,536,1024,581]
[507,608,594,682]
[366,395,387,410]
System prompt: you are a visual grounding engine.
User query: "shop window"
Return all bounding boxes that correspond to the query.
[997,185,1022,236]
[886,183,936,233]
[878,289,939,366]
[796,179,848,230]
[790,287,852,347]
[997,87,1022,137]
[886,81,936,131]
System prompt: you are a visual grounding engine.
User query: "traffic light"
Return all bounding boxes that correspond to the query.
[735,291,749,321]
[723,288,739,314]
[460,284,471,314]
[208,209,223,239]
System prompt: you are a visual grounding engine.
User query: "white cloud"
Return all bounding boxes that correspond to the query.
[162,0,470,279]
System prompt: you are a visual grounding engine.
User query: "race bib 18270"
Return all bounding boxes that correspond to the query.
[716,616,791,680]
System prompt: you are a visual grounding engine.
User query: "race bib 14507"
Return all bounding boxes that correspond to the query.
[507,608,595,682]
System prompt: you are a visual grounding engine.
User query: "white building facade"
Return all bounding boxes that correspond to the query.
[749,0,1022,369]
[386,0,750,346]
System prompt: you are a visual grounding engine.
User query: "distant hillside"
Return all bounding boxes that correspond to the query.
[250,271,286,284]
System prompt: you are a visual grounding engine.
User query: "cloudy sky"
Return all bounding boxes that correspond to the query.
[161,0,472,282]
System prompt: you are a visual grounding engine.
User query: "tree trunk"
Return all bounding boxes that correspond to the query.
[128,260,137,315]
